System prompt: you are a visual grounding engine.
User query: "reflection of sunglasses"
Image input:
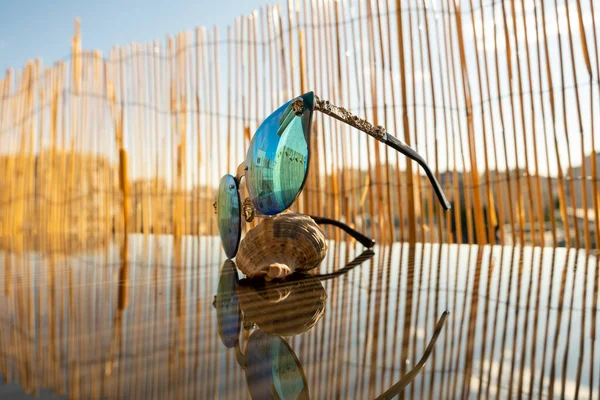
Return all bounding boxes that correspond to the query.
[214,260,312,399]
[215,92,452,258]
[214,251,449,399]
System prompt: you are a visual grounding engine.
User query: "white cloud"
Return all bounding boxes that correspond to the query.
[0,40,7,50]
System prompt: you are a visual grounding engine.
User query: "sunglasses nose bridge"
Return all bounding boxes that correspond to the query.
[235,162,247,182]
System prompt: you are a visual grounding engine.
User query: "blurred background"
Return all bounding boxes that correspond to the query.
[0,0,599,249]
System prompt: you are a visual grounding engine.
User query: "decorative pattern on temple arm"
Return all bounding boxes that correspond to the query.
[314,95,388,142]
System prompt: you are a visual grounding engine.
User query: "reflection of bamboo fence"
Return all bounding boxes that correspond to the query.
[0,238,597,398]
[0,0,599,248]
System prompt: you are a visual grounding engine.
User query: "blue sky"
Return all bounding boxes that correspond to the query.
[0,0,269,72]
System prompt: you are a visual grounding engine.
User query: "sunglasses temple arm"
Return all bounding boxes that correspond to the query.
[374,311,450,400]
[384,134,451,210]
[314,96,450,210]
[308,215,376,248]
[317,249,376,281]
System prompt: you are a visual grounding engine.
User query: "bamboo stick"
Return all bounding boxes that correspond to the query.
[442,0,472,245]
[170,35,180,238]
[315,0,332,230]
[420,0,444,244]
[182,31,189,236]
[540,0,572,248]
[467,0,499,245]
[516,0,547,247]
[0,72,9,237]
[563,0,592,250]
[68,21,81,238]
[311,0,326,221]
[413,0,435,244]
[553,0,582,249]
[499,0,529,246]
[331,0,344,242]
[426,1,457,245]
[14,66,29,236]
[131,42,141,234]
[347,0,375,238]
[532,0,558,248]
[304,0,320,219]
[322,0,340,232]
[11,66,25,236]
[406,0,425,244]
[287,0,296,98]
[356,0,377,243]
[333,0,353,243]
[505,0,539,247]
[298,25,311,216]
[492,0,517,245]
[588,0,600,250]
[386,0,404,241]
[213,25,220,192]
[396,0,417,244]
[152,40,161,234]
[453,0,487,245]
[248,14,259,228]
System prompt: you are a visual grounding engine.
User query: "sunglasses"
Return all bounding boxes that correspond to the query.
[215,92,451,258]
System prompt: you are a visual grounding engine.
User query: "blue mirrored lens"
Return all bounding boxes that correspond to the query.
[245,331,274,399]
[246,92,314,215]
[246,331,308,400]
[217,174,241,258]
[271,338,307,399]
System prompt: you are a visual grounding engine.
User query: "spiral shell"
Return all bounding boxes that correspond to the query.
[236,213,328,280]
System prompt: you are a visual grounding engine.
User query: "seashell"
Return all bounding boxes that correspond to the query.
[236,276,327,336]
[236,213,328,280]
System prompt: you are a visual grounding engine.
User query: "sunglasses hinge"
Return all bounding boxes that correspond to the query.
[291,97,304,116]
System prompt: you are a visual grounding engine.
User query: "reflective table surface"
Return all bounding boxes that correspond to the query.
[0,235,599,399]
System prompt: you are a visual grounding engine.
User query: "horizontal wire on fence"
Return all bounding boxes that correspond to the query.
[0,0,518,84]
[1,80,596,139]
[0,174,596,205]
[0,193,214,206]
[0,0,503,64]
[302,175,600,196]
[0,93,261,139]
[0,246,224,269]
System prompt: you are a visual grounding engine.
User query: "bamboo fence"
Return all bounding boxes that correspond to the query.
[0,0,599,249]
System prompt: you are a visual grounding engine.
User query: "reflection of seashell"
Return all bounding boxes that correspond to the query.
[236,213,328,280]
[236,276,327,336]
